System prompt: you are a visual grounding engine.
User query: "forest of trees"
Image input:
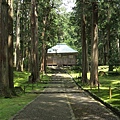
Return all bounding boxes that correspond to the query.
[0,0,120,97]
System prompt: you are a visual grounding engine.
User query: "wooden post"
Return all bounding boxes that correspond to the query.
[32,83,34,90]
[90,86,92,90]
[109,86,112,99]
[98,82,100,92]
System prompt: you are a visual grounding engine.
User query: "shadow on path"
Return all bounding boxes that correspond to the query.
[10,71,120,120]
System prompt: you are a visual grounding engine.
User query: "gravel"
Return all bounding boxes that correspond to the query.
[10,73,120,120]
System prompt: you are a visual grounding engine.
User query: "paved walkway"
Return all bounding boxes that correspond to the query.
[10,73,120,120]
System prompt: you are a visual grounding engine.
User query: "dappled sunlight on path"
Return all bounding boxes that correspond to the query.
[10,70,119,120]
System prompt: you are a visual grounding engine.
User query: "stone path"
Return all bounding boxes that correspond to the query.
[10,73,120,120]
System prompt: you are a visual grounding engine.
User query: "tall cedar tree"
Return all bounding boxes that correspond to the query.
[8,0,15,95]
[81,0,88,83]
[90,2,99,87]
[31,0,39,82]
[0,0,14,97]
[15,0,22,71]
[40,1,51,74]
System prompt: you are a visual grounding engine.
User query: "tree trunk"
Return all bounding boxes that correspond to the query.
[117,39,120,61]
[0,0,11,97]
[8,0,16,95]
[90,2,99,87]
[81,0,87,83]
[41,40,46,74]
[15,0,22,71]
[20,0,25,72]
[40,17,46,74]
[107,4,113,71]
[40,2,51,74]
[31,0,39,82]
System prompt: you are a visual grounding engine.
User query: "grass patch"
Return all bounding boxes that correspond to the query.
[0,94,38,120]
[0,71,51,120]
[14,71,50,93]
[79,75,120,110]
[14,71,30,87]
[69,66,120,111]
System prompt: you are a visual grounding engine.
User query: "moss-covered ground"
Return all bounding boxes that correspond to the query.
[0,71,50,120]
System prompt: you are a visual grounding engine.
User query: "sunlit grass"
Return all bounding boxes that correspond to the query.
[88,76,120,110]
[69,66,120,110]
[0,94,38,120]
[0,71,51,120]
[83,75,120,110]
[14,71,30,87]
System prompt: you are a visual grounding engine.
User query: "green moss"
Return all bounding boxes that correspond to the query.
[0,94,38,120]
[83,75,120,110]
[0,71,51,120]
[70,66,120,111]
